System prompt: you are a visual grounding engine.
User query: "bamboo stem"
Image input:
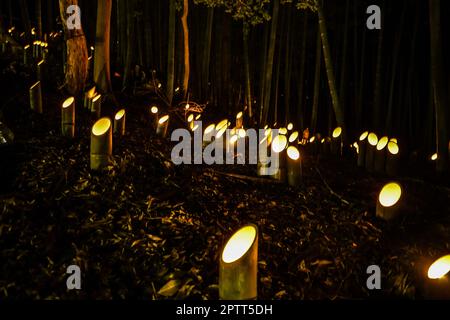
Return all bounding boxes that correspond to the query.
[90,117,112,170]
[61,97,75,138]
[29,81,43,114]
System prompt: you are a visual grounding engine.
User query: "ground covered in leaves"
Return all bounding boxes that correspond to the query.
[1,58,450,300]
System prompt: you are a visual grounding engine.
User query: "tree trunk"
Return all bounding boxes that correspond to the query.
[181,0,190,99]
[317,1,345,132]
[284,5,293,125]
[429,0,450,173]
[243,22,252,119]
[297,15,308,129]
[47,0,53,34]
[93,0,112,93]
[373,6,384,131]
[339,0,349,123]
[167,0,176,105]
[19,0,31,39]
[36,0,42,38]
[202,7,213,102]
[311,28,321,133]
[58,0,88,95]
[122,0,135,89]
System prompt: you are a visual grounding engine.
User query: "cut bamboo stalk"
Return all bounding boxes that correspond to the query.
[203,124,216,149]
[425,255,450,299]
[29,81,43,114]
[271,134,287,182]
[365,133,378,172]
[23,45,31,65]
[257,134,271,176]
[331,127,343,157]
[219,224,258,300]
[376,182,402,221]
[357,131,369,167]
[374,136,389,174]
[321,137,331,155]
[61,97,75,138]
[84,87,97,109]
[287,146,302,187]
[90,117,112,170]
[236,111,243,129]
[91,94,102,118]
[114,109,126,136]
[386,141,400,176]
[156,115,169,138]
[37,59,45,81]
[150,106,159,128]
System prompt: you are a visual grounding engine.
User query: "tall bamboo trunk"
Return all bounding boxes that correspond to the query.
[243,22,252,119]
[181,0,190,99]
[373,6,384,131]
[93,0,112,93]
[297,15,308,129]
[36,0,42,38]
[58,0,88,95]
[46,0,53,34]
[284,5,293,125]
[122,0,135,89]
[167,0,176,105]
[339,0,349,125]
[19,0,31,39]
[311,28,321,134]
[202,7,213,102]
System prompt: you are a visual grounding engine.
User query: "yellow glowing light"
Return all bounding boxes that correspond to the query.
[287,123,294,131]
[158,83,162,88]
[379,183,402,207]
[222,226,257,264]
[205,124,215,135]
[192,124,199,132]
[279,127,288,135]
[264,125,268,130]
[37,60,44,66]
[187,114,194,122]
[272,135,288,153]
[185,103,190,110]
[259,135,268,145]
[216,127,226,139]
[264,128,272,137]
[92,118,111,136]
[309,136,316,143]
[431,153,438,161]
[229,135,238,144]
[115,109,125,120]
[195,114,201,120]
[289,131,299,143]
[236,112,243,119]
[158,115,169,124]
[368,133,378,146]
[332,127,342,138]
[90,46,94,51]
[175,87,180,92]
[92,94,101,103]
[321,138,325,144]
[428,255,450,279]
[216,119,228,131]
[353,142,360,154]
[376,136,389,151]
[287,146,300,160]
[387,142,399,155]
[390,138,398,144]
[359,131,369,141]
[24,45,30,50]
[151,106,158,114]
[62,97,74,109]
[238,129,246,138]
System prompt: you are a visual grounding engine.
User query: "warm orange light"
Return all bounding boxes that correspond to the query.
[431,153,438,161]
[151,106,158,114]
[387,142,399,155]
[287,146,300,160]
[216,127,226,139]
[289,131,299,143]
[185,103,190,109]
[368,133,378,146]
[115,109,125,120]
[192,124,199,132]
[272,135,287,153]
[332,127,342,138]
[62,97,74,109]
[195,114,201,120]
[238,129,246,138]
[309,136,316,143]
[389,138,398,144]
[359,131,369,141]
[222,226,257,263]
[264,128,272,137]
[158,115,169,124]
[205,124,215,135]
[92,118,111,136]
[287,123,294,131]
[376,136,389,151]
[92,94,101,103]
[353,142,360,154]
[236,112,243,119]
[187,114,194,122]
[216,119,228,131]
[428,255,450,279]
[379,182,402,207]
[279,127,288,135]
[229,135,238,144]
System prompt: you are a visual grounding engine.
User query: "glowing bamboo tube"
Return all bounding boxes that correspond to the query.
[287,146,302,187]
[29,81,43,114]
[386,141,400,176]
[23,45,30,65]
[374,136,389,174]
[150,106,159,128]
[236,111,243,129]
[425,255,450,299]
[156,115,169,138]
[90,117,112,170]
[219,225,258,300]
[307,135,319,156]
[114,109,126,136]
[37,59,45,81]
[61,97,75,138]
[257,133,272,176]
[84,87,96,109]
[287,123,294,131]
[376,182,402,221]
[365,133,378,172]
[321,137,331,155]
[289,131,299,144]
[91,94,102,118]
[271,135,288,182]
[357,131,369,167]
[331,127,343,156]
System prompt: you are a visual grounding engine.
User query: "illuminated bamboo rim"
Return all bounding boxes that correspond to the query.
[236,111,243,119]
[30,81,40,90]
[287,123,294,131]
[389,138,398,144]
[321,138,325,144]
[204,124,216,135]
[289,131,299,143]
[272,135,288,153]
[431,153,438,161]
[279,127,288,135]
[192,124,199,132]
[387,141,399,155]
[158,115,169,125]
[379,182,402,207]
[87,87,96,99]
[353,142,360,154]
[92,118,111,136]
[376,136,389,151]
[62,97,74,109]
[238,129,246,138]
[195,114,201,120]
[332,127,342,138]
[229,134,239,144]
[264,128,272,137]
[115,109,125,120]
[368,133,378,146]
[428,255,450,279]
[92,94,101,103]
[222,225,257,264]
[187,114,194,122]
[216,119,228,131]
[359,131,369,141]
[309,136,316,143]
[185,103,190,109]
[37,59,44,66]
[24,44,30,50]
[259,135,268,145]
[264,125,269,130]
[287,146,300,160]
[216,127,227,139]
[151,106,158,114]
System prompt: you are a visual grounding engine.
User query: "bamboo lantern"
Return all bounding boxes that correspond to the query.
[374,136,389,174]
[29,81,43,114]
[156,115,169,138]
[321,137,331,155]
[278,127,288,135]
[90,118,112,170]
[219,225,258,300]
[357,131,369,167]
[308,136,319,156]
[91,94,102,118]
[287,123,294,131]
[195,114,201,121]
[150,106,159,128]
[271,135,288,182]
[37,59,45,81]
[23,45,30,65]
[287,146,302,187]
[236,111,244,129]
[203,124,216,147]
[376,182,402,221]
[83,87,96,109]
[114,109,126,136]
[289,131,299,144]
[257,135,270,176]
[331,127,343,156]
[430,153,438,162]
[365,133,378,172]
[386,141,400,176]
[425,255,450,299]
[61,97,75,138]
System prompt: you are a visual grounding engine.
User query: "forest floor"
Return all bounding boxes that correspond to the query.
[1,55,450,300]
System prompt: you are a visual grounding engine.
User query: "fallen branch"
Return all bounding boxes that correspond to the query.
[314,167,350,205]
